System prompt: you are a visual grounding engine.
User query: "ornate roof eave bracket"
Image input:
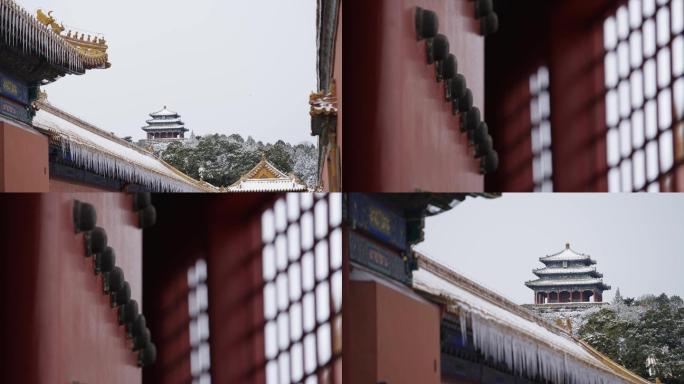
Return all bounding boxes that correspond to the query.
[309,83,339,189]
[309,84,338,136]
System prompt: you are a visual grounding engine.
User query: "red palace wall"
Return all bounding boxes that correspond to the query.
[0,193,142,384]
[321,2,343,192]
[346,280,441,384]
[344,0,485,192]
[205,208,265,383]
[0,121,49,192]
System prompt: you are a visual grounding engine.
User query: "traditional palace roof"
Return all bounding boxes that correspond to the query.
[142,106,188,133]
[539,243,597,264]
[32,94,217,192]
[226,156,308,192]
[0,1,110,83]
[526,244,611,291]
[411,252,648,384]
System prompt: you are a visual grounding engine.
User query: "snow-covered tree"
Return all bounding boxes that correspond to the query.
[578,293,684,383]
[161,133,318,188]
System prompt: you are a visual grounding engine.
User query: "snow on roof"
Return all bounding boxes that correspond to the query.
[533,266,599,275]
[309,89,338,116]
[245,157,289,179]
[145,117,183,124]
[225,156,308,192]
[540,245,596,264]
[525,278,606,287]
[412,254,643,384]
[227,178,307,192]
[142,123,188,131]
[32,100,217,192]
[149,106,178,117]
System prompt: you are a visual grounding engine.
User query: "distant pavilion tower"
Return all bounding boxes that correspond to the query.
[525,243,611,304]
[142,106,189,140]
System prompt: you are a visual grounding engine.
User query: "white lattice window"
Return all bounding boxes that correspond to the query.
[188,259,211,384]
[530,66,554,192]
[604,0,684,191]
[261,193,342,384]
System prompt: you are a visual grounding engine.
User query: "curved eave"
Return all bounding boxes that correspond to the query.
[533,270,603,278]
[539,256,597,265]
[146,118,183,124]
[142,126,189,132]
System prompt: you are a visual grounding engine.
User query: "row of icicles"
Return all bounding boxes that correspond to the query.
[0,0,107,72]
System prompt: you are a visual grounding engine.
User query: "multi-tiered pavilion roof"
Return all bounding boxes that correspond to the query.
[141,106,189,140]
[525,244,611,304]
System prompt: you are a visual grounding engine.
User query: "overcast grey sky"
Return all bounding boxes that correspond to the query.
[415,193,684,305]
[20,0,317,144]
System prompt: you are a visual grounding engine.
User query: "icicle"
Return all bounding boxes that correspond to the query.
[59,138,199,192]
[458,309,467,346]
[465,310,631,384]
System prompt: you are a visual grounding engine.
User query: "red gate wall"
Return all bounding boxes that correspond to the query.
[345,0,485,192]
[1,193,142,384]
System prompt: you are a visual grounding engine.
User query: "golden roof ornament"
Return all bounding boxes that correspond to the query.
[309,81,338,117]
[36,10,64,34]
[36,9,110,67]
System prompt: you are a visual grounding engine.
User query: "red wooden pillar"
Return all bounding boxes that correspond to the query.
[143,195,276,384]
[206,217,265,384]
